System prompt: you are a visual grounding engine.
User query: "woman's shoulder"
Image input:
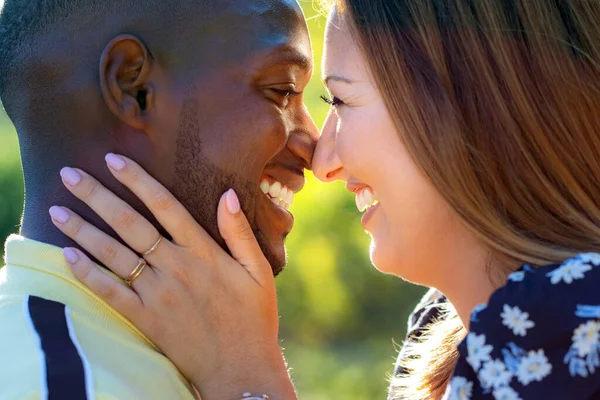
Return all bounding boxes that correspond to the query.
[449,253,600,399]
[470,252,600,330]
[408,287,447,333]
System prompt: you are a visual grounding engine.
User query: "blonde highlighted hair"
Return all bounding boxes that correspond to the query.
[319,0,600,398]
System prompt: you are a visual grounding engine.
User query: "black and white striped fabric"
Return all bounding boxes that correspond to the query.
[25,295,93,400]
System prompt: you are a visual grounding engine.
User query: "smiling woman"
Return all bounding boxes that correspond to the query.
[315,0,600,398]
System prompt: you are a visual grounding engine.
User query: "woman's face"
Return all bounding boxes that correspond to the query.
[314,10,483,286]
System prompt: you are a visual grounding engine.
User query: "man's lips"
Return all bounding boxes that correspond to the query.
[263,163,305,194]
[260,177,294,210]
[255,181,295,237]
[259,165,306,209]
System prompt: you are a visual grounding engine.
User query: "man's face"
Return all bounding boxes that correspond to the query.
[151,1,318,275]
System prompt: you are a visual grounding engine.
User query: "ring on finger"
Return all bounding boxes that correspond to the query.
[126,258,148,286]
[142,236,163,258]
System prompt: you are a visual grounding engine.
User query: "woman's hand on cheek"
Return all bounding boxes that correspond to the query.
[50,155,296,400]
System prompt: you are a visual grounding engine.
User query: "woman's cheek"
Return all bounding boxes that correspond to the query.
[336,118,370,171]
[368,219,401,275]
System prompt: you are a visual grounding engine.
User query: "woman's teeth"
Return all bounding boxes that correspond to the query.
[355,187,377,212]
[260,179,294,210]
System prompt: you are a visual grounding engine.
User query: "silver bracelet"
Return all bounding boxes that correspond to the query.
[241,392,269,400]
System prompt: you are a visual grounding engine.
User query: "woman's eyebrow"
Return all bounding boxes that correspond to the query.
[322,75,355,86]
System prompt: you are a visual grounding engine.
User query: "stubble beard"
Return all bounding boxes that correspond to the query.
[170,84,286,276]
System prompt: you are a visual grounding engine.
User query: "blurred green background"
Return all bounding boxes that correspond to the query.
[0,2,425,398]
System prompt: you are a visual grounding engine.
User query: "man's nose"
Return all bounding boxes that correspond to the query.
[287,104,319,170]
[313,112,346,182]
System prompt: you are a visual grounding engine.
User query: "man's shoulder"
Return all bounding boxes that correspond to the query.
[0,295,132,399]
[0,293,37,342]
[0,294,198,399]
[0,295,125,399]
[0,294,47,399]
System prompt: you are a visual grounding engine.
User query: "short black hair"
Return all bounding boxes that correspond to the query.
[0,1,77,102]
[0,0,302,119]
[0,0,173,111]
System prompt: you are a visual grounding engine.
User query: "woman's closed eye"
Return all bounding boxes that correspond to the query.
[320,94,344,107]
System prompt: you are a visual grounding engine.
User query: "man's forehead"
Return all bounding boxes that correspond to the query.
[175,0,308,67]
[229,0,300,13]
[257,45,313,72]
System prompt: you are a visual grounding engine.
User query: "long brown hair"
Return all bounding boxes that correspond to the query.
[320,0,600,398]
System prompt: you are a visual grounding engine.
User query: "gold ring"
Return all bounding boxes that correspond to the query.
[142,236,163,258]
[126,258,147,286]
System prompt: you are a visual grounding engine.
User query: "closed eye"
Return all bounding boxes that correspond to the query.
[320,94,344,107]
[272,89,302,98]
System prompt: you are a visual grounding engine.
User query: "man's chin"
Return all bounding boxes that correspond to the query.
[264,246,287,277]
[255,232,287,277]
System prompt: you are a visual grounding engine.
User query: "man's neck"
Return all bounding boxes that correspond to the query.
[16,122,172,250]
[20,167,117,250]
[20,169,172,259]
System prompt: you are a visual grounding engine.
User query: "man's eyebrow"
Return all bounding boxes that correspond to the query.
[265,49,312,71]
[323,75,355,85]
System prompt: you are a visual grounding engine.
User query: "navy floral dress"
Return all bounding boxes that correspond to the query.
[446,253,600,400]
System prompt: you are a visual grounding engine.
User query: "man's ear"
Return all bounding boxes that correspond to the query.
[100,35,155,131]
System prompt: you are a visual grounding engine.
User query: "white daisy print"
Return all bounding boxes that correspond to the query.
[516,349,552,385]
[578,253,600,266]
[493,386,522,400]
[466,333,493,371]
[448,376,473,400]
[501,305,535,337]
[507,271,525,282]
[479,359,512,390]
[572,320,600,357]
[576,304,600,319]
[546,258,592,284]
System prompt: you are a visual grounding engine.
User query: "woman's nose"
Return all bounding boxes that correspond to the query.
[313,113,347,182]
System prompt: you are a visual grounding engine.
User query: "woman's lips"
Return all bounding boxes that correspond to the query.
[361,202,381,229]
[355,186,376,212]
[352,185,380,229]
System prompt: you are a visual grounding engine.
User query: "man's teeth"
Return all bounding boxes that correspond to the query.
[260,179,294,210]
[355,187,377,212]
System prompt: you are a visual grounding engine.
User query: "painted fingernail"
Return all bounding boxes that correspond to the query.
[49,206,70,224]
[63,248,79,264]
[60,167,82,186]
[105,153,126,171]
[226,189,240,214]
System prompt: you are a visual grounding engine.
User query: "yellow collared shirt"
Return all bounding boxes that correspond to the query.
[0,235,198,400]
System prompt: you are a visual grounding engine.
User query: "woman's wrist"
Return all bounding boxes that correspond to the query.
[194,347,297,400]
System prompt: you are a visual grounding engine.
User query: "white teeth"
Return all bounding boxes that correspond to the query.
[269,181,282,198]
[355,187,377,212]
[260,178,294,211]
[363,189,374,207]
[280,186,289,203]
[356,191,365,212]
[260,180,270,195]
[260,180,270,194]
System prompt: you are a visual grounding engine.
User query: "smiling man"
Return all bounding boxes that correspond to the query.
[0,0,317,398]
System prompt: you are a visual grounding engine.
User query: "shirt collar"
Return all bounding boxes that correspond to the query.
[4,234,157,350]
